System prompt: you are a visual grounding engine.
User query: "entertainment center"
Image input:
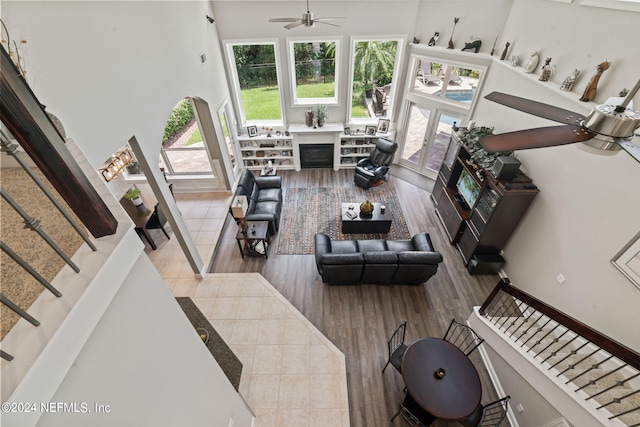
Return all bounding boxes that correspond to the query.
[433,131,539,273]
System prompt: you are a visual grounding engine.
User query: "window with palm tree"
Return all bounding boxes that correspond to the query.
[289,39,339,105]
[350,38,402,120]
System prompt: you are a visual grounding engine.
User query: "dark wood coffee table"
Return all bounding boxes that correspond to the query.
[341,202,392,233]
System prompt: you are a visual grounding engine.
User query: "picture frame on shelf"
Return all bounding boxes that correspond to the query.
[344,127,351,135]
[365,125,376,136]
[247,125,258,137]
[377,119,390,134]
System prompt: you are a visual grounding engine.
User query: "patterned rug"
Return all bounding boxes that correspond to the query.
[277,186,411,255]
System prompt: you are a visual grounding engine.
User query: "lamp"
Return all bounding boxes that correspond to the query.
[99,147,135,182]
[231,195,248,235]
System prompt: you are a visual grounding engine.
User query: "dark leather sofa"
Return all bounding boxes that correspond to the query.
[314,232,443,285]
[231,169,282,235]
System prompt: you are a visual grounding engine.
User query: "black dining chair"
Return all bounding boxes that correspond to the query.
[146,204,171,240]
[391,392,433,426]
[382,320,408,374]
[443,318,484,356]
[458,396,510,427]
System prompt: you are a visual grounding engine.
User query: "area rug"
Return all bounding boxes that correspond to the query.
[277,186,411,255]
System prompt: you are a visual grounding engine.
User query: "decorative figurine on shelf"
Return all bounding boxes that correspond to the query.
[510,55,520,67]
[428,32,439,46]
[538,57,555,82]
[523,50,539,73]
[447,17,459,49]
[579,60,611,102]
[305,108,314,127]
[461,38,482,53]
[500,41,510,60]
[412,37,420,44]
[560,69,581,91]
[490,36,499,56]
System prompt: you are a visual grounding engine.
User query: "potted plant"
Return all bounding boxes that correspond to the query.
[126,161,141,175]
[123,187,143,206]
[458,125,512,170]
[314,104,327,127]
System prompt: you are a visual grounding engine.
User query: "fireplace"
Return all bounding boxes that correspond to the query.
[299,144,334,169]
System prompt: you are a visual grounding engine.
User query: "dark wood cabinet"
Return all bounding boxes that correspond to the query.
[434,132,539,267]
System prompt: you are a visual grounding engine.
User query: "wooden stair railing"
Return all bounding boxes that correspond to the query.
[479,278,640,426]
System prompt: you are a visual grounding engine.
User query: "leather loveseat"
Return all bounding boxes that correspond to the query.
[231,169,282,235]
[314,232,443,285]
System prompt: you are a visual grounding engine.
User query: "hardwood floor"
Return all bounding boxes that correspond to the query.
[209,169,506,427]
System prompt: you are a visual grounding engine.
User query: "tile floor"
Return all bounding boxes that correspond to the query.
[144,192,350,427]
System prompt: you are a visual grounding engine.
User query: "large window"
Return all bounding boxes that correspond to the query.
[398,55,487,178]
[348,37,404,122]
[411,58,483,105]
[226,41,284,125]
[288,38,340,105]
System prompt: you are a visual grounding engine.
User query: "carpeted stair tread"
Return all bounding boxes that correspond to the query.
[176,297,242,391]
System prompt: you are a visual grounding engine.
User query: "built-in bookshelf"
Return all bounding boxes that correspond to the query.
[237,133,294,170]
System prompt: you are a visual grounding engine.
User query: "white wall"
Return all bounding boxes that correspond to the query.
[37,254,253,427]
[2,0,231,170]
[471,0,640,351]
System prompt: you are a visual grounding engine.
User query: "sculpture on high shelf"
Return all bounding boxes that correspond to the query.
[560,69,581,91]
[538,57,555,82]
[579,61,611,102]
[461,38,482,53]
[510,55,520,67]
[500,41,510,60]
[523,50,539,73]
[428,32,439,46]
[447,17,459,49]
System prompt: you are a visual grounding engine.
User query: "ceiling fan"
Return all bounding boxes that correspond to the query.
[269,0,345,29]
[479,78,640,163]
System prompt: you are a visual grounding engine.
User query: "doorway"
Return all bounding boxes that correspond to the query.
[399,102,465,177]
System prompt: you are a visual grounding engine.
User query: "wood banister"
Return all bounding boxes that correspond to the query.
[481,279,640,369]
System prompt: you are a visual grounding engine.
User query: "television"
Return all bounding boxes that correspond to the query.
[456,169,482,209]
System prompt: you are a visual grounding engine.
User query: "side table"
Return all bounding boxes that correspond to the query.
[235,221,270,259]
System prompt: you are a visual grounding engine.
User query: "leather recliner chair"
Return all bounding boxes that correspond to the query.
[354,137,398,189]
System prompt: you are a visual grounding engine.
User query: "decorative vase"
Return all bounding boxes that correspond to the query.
[447,17,459,49]
[132,196,143,206]
[360,200,374,215]
[305,109,314,127]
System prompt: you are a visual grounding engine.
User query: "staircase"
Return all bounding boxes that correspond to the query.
[477,278,640,426]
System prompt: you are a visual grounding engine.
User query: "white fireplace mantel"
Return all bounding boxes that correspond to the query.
[289,123,344,171]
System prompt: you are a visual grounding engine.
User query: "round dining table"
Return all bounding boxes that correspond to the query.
[401,337,482,423]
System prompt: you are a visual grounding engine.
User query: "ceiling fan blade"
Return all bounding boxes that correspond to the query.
[269,18,299,22]
[314,20,340,27]
[485,92,587,126]
[284,20,304,29]
[480,125,595,153]
[314,17,345,21]
[617,139,640,163]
